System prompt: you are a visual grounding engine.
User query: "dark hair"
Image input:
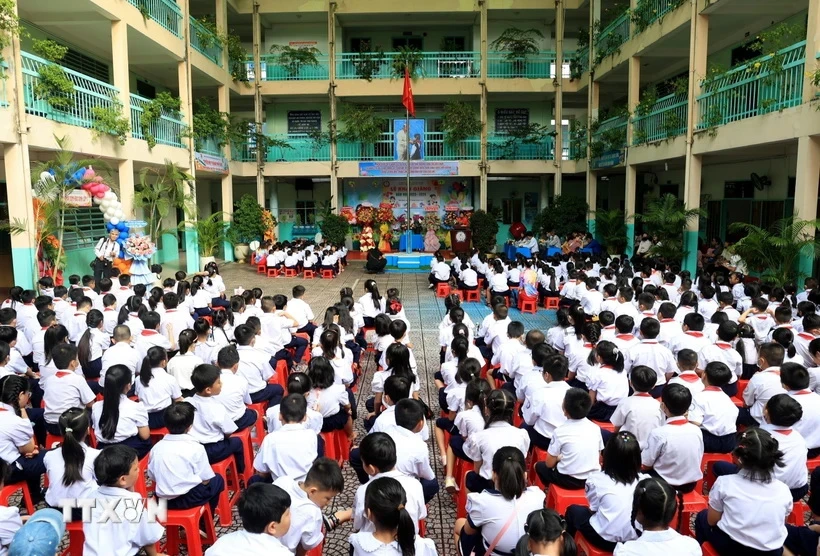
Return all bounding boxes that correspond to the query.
[455,357,481,385]
[766,393,803,427]
[385,343,416,385]
[563,387,591,419]
[639,317,660,339]
[118,296,144,326]
[308,356,335,389]
[287,372,312,395]
[465,379,492,414]
[138,346,167,387]
[541,353,568,381]
[661,383,691,416]
[388,319,407,341]
[164,401,195,434]
[178,329,197,355]
[514,509,576,556]
[364,477,416,556]
[216,345,239,369]
[365,279,382,311]
[492,446,526,500]
[59,407,90,487]
[77,309,104,370]
[36,308,56,327]
[99,365,132,440]
[759,342,786,367]
[279,393,308,424]
[732,427,784,482]
[140,310,161,331]
[191,364,221,392]
[237,483,291,534]
[780,362,810,391]
[484,388,516,427]
[592,340,624,372]
[384,375,411,403]
[704,362,732,387]
[676,348,698,370]
[631,477,678,532]
[682,312,705,331]
[772,327,797,359]
[51,343,78,370]
[304,457,344,493]
[603,431,641,484]
[359,432,397,472]
[43,325,69,365]
[0,375,29,416]
[394,399,424,432]
[95,444,138,487]
[615,315,634,334]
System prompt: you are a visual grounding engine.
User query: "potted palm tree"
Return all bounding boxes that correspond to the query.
[489,28,544,77]
[227,194,266,262]
[636,194,704,264]
[180,211,228,267]
[729,216,820,284]
[594,208,630,255]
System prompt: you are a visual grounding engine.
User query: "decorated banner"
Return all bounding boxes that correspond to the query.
[63,189,92,207]
[194,152,229,174]
[393,119,424,160]
[358,160,459,177]
[341,178,472,220]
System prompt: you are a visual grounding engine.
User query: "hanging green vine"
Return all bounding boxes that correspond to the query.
[225,33,248,82]
[569,119,587,160]
[32,39,75,111]
[91,95,130,145]
[634,86,659,117]
[141,91,181,149]
[390,46,424,79]
[0,0,20,69]
[630,0,686,34]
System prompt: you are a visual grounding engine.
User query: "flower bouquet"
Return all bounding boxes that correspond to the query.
[262,210,277,243]
[423,213,441,231]
[442,209,460,230]
[376,203,395,226]
[124,235,157,286]
[356,205,376,226]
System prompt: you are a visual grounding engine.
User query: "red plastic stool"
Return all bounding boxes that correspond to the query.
[547,484,589,514]
[789,500,809,526]
[575,531,613,556]
[305,540,324,556]
[135,455,150,498]
[284,268,297,277]
[462,289,480,302]
[808,456,820,473]
[321,269,334,279]
[266,267,280,277]
[675,490,708,535]
[257,263,266,274]
[247,402,267,447]
[545,297,560,310]
[163,504,217,556]
[435,283,450,297]
[419,518,427,537]
[0,482,35,515]
[529,447,548,488]
[701,452,734,492]
[45,433,63,449]
[518,294,538,314]
[232,428,255,484]
[149,427,168,445]
[62,521,84,556]
[513,400,523,428]
[456,469,471,519]
[320,430,349,466]
[303,269,315,279]
[701,543,719,556]
[211,456,241,526]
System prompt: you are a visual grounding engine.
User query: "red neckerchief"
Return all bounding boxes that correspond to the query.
[141,330,158,336]
[634,392,652,397]
[660,318,675,323]
[715,342,732,350]
[642,311,654,317]
[792,390,812,395]
[678,373,700,382]
[104,308,114,312]
[686,331,704,337]
[642,340,659,344]
[799,333,817,341]
[756,315,770,320]
[616,334,635,340]
[704,386,721,392]
[772,429,793,435]
[667,418,688,426]
[583,343,593,348]
[56,371,72,378]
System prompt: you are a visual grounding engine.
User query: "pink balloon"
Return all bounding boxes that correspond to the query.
[94,191,105,198]
[83,169,95,180]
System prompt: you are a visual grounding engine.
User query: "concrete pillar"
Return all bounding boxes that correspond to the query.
[328,3,339,212]
[5,145,35,289]
[217,84,234,262]
[479,0,488,211]
[253,5,265,205]
[682,155,702,274]
[795,136,820,278]
[540,175,550,210]
[178,53,199,273]
[803,0,820,103]
[554,0,564,187]
[627,56,640,146]
[587,172,597,235]
[215,0,228,69]
[625,164,637,257]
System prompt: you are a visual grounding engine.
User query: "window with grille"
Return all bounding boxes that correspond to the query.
[61,48,110,83]
[61,208,107,250]
[295,200,316,227]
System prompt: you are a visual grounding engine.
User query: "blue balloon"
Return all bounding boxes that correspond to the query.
[106,223,115,232]
[68,167,85,186]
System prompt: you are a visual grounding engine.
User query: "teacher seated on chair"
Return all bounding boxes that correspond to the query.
[365,248,387,274]
[93,229,120,292]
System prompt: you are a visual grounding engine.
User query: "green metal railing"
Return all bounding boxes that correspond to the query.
[596,12,630,51]
[697,41,805,129]
[592,115,628,150]
[128,0,183,38]
[336,132,480,161]
[569,47,589,76]
[336,51,480,79]
[255,54,330,80]
[633,93,688,144]
[266,134,331,162]
[487,51,555,78]
[487,132,554,160]
[232,141,255,162]
[197,137,222,156]
[20,51,120,129]
[189,17,222,66]
[129,93,185,148]
[633,0,686,31]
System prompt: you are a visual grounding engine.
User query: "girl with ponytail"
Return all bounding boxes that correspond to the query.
[358,279,386,327]
[118,295,145,338]
[436,335,470,411]
[166,329,204,396]
[514,509,577,556]
[44,408,100,520]
[350,476,437,556]
[92,364,151,459]
[77,309,108,381]
[567,321,601,387]
[0,375,45,501]
[455,447,546,556]
[434,357,482,467]
[135,346,183,429]
[585,340,629,422]
[442,379,492,494]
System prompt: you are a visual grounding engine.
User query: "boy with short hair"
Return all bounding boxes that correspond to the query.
[522,353,571,450]
[688,362,738,454]
[134,311,172,361]
[148,401,225,510]
[668,349,704,394]
[273,458,344,554]
[781,362,820,456]
[234,323,284,405]
[610,365,664,447]
[187,364,247,474]
[83,445,165,556]
[160,292,194,348]
[42,343,95,435]
[717,291,740,322]
[214,344,256,431]
[31,309,56,369]
[534,387,605,490]
[101,294,118,335]
[252,393,318,483]
[101,325,141,385]
[383,399,438,503]
[204,483,292,555]
[667,312,710,356]
[739,297,775,344]
[288,285,317,340]
[641,384,704,492]
[740,342,787,426]
[625,317,676,397]
[113,274,133,309]
[611,315,639,353]
[614,286,640,319]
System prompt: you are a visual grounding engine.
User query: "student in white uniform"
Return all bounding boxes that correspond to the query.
[613,477,701,555]
[382,399,438,503]
[252,393,318,483]
[234,324,284,406]
[350,476,439,556]
[214,345,258,432]
[82,444,165,556]
[204,483,293,556]
[521,353,571,450]
[147,401,225,512]
[667,313,711,356]
[517,508,578,556]
[134,311,172,362]
[159,292,194,347]
[41,344,95,435]
[694,427,792,555]
[0,375,45,505]
[697,321,743,397]
[667,349,704,396]
[624,318,675,397]
[358,280,386,327]
[739,342,786,426]
[166,330,204,397]
[781,362,820,456]
[463,389,530,493]
[91,365,151,459]
[77,309,109,383]
[101,326,141,386]
[307,356,354,440]
[454,447,545,556]
[586,341,629,422]
[135,346,183,430]
[565,431,644,552]
[688,362,739,454]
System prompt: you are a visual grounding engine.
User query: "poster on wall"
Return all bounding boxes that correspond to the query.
[194,152,229,175]
[359,161,459,177]
[393,119,425,161]
[342,178,471,219]
[287,111,322,134]
[495,108,529,133]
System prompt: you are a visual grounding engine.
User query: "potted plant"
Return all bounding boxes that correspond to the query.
[270,44,321,79]
[594,208,629,255]
[32,39,75,112]
[532,195,590,239]
[319,213,351,246]
[636,194,705,265]
[227,194,266,262]
[339,104,384,160]
[470,209,499,254]
[307,127,332,161]
[390,46,424,78]
[489,28,544,77]
[494,123,551,160]
[441,100,482,157]
[352,42,385,81]
[180,211,229,268]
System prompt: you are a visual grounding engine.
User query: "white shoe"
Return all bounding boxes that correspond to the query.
[445,476,458,493]
[428,284,435,289]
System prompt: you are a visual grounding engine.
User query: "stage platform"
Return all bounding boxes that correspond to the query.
[385,253,434,269]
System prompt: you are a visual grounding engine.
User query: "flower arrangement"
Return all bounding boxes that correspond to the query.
[376,202,395,226]
[359,225,375,252]
[124,235,156,261]
[340,206,357,224]
[442,209,460,229]
[423,213,441,231]
[356,205,376,226]
[262,210,277,243]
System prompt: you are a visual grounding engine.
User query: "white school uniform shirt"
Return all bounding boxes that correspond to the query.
[358,293,387,319]
[273,476,324,553]
[453,405,485,440]
[148,433,215,498]
[709,470,792,552]
[160,308,194,341]
[699,298,719,321]
[0,402,33,465]
[371,368,420,396]
[613,528,701,556]
[641,416,704,487]
[350,533,439,556]
[84,327,110,362]
[698,341,742,384]
[614,301,641,320]
[192,289,212,310]
[667,371,705,396]
[748,313,775,344]
[689,386,738,437]
[91,396,149,444]
[307,384,349,418]
[42,370,96,424]
[586,472,642,543]
[52,297,73,324]
[66,312,88,344]
[135,367,181,413]
[371,404,430,441]
[586,366,630,406]
[467,487,546,556]
[188,394,238,443]
[82,486,165,556]
[624,340,675,387]
[795,331,820,368]
[657,318,683,345]
[205,530,291,556]
[743,366,785,424]
[112,286,134,309]
[236,345,275,394]
[464,421,530,480]
[166,351,204,392]
[31,326,49,367]
[216,369,252,422]
[287,298,315,328]
[522,380,570,439]
[761,423,808,489]
[266,403,323,435]
[44,443,101,507]
[253,423,317,482]
[101,307,119,335]
[431,261,450,281]
[580,288,604,316]
[383,425,435,481]
[548,418,605,479]
[283,254,299,267]
[610,333,640,355]
[460,267,478,287]
[666,330,711,356]
[492,339,527,377]
[489,272,509,293]
[789,388,820,449]
[134,329,172,362]
[353,470,426,534]
[101,342,141,384]
[122,313,144,339]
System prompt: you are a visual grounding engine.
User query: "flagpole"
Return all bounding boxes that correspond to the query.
[406,106,411,254]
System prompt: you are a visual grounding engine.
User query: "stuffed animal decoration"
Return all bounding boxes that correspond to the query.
[378,222,392,253]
